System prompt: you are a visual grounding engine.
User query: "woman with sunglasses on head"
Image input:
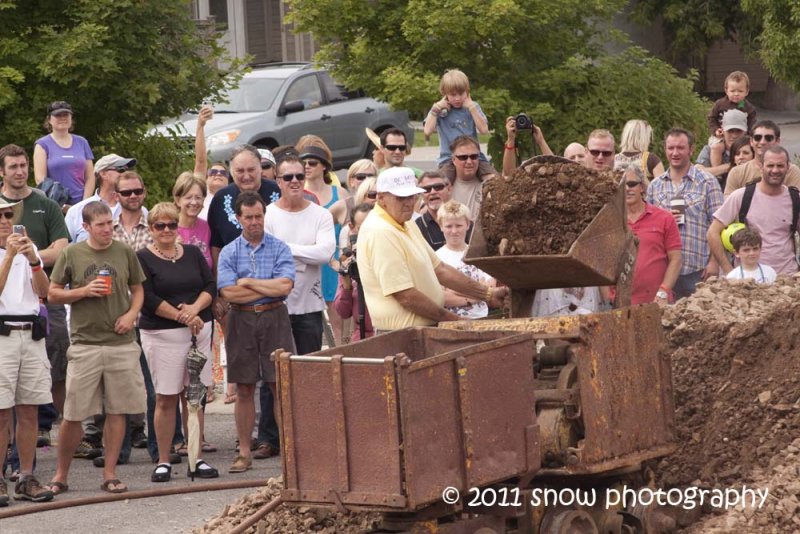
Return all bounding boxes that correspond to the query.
[137,203,218,483]
[33,101,95,209]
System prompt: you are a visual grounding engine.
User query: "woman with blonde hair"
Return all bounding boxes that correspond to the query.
[614,119,664,179]
[137,202,218,482]
[435,200,494,319]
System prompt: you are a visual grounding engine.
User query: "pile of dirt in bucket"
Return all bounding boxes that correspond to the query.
[481,156,618,255]
[658,276,800,532]
[194,477,380,533]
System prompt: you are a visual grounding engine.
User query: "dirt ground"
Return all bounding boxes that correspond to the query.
[481,156,619,255]
[658,276,800,532]
[200,277,800,533]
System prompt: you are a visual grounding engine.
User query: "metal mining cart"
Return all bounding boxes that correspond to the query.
[276,163,677,533]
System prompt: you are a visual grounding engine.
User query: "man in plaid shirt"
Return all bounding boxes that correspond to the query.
[646,128,724,299]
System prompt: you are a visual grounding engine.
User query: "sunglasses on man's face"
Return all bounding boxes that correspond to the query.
[118,188,144,197]
[384,144,407,152]
[421,183,447,193]
[152,221,178,231]
[753,134,776,143]
[261,163,273,170]
[0,212,14,220]
[454,153,479,161]
[589,149,613,158]
[208,168,228,177]
[354,173,375,180]
[281,173,305,182]
[366,191,377,200]
[625,181,643,188]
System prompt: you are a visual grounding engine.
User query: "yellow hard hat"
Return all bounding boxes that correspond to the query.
[721,222,746,253]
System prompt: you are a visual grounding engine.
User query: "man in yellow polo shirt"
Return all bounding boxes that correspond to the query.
[357,167,506,331]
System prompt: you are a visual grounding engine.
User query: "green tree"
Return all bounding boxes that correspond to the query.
[0,0,239,194]
[289,0,709,160]
[741,0,800,93]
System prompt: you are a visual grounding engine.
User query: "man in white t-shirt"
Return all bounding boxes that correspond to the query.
[264,156,335,354]
[708,146,799,275]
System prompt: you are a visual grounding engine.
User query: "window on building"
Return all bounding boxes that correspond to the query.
[210,0,228,30]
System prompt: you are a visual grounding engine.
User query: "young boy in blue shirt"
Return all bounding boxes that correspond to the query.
[424,69,497,181]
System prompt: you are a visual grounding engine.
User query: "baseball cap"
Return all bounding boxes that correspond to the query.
[95,154,137,174]
[47,101,73,115]
[376,167,425,197]
[257,149,276,166]
[722,109,748,132]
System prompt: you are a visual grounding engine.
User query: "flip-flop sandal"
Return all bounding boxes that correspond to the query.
[201,441,217,453]
[101,479,128,494]
[48,481,69,495]
[176,443,189,457]
[223,393,237,404]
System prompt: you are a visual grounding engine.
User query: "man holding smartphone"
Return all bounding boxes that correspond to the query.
[0,145,69,453]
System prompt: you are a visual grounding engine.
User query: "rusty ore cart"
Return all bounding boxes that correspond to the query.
[276,161,677,533]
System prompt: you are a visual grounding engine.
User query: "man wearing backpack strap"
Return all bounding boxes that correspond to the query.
[708,146,800,275]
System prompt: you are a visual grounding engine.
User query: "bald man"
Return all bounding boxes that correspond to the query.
[563,143,587,165]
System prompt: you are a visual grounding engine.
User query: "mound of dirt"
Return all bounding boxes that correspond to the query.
[658,276,800,532]
[194,477,380,533]
[481,156,618,255]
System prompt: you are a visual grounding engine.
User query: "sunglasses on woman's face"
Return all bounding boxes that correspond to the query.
[303,160,320,167]
[354,173,375,180]
[152,221,178,231]
[208,168,228,177]
[366,191,377,200]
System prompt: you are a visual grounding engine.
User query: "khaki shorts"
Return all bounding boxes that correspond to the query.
[141,322,213,395]
[63,342,146,422]
[0,331,53,409]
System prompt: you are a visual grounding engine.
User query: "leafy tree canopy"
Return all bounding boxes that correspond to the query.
[289,0,709,160]
[0,0,238,151]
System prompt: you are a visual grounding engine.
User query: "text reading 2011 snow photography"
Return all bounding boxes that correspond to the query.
[441,485,769,511]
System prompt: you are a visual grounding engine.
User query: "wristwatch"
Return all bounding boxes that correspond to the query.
[656,289,668,300]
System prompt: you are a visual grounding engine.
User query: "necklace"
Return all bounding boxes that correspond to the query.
[153,244,179,263]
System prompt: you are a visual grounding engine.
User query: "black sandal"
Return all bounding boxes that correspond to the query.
[188,459,219,480]
[151,463,171,483]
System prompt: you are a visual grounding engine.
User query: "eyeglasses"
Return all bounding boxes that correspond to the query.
[753,134,776,143]
[384,144,407,152]
[208,168,228,177]
[454,154,479,161]
[152,221,178,231]
[261,163,273,170]
[0,212,14,220]
[303,160,320,167]
[354,173,375,180]
[113,167,128,173]
[118,188,144,197]
[366,191,377,199]
[421,183,447,193]
[589,149,613,158]
[281,173,305,182]
[625,181,642,188]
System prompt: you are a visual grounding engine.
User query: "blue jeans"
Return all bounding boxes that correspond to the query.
[673,270,704,300]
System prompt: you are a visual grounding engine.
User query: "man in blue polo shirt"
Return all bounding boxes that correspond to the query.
[217,191,295,474]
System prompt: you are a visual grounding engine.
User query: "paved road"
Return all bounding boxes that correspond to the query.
[0,399,281,533]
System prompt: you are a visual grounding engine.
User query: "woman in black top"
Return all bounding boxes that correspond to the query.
[138,202,218,482]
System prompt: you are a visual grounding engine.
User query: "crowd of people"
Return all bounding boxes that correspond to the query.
[0,66,795,505]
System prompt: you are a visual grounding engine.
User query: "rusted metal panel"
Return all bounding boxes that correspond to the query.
[399,333,540,509]
[439,315,583,338]
[573,304,675,465]
[280,328,541,511]
[464,170,637,291]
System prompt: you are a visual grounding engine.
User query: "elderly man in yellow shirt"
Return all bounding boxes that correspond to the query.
[357,167,506,331]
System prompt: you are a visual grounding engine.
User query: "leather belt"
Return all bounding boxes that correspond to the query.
[230,302,284,313]
[8,324,32,331]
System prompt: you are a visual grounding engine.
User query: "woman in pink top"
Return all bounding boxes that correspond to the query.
[173,173,212,267]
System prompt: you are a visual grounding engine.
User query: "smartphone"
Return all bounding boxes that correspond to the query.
[12,224,25,235]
